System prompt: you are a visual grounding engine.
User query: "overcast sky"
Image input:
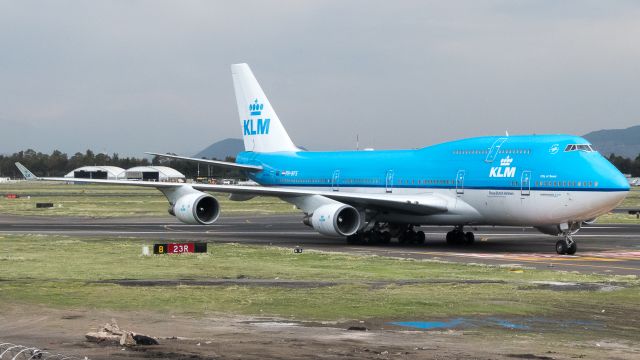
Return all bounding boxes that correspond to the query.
[1,0,639,156]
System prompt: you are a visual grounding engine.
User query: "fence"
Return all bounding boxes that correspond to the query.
[0,342,88,360]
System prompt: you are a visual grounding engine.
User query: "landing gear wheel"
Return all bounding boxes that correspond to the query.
[446,231,454,244]
[465,232,475,245]
[416,231,426,244]
[404,230,417,244]
[555,240,568,255]
[381,231,392,245]
[566,241,577,255]
[369,231,381,245]
[346,233,360,245]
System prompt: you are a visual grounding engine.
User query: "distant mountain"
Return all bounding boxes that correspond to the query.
[583,125,640,159]
[193,138,244,160]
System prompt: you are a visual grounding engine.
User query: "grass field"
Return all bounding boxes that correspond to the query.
[0,235,638,335]
[0,181,296,217]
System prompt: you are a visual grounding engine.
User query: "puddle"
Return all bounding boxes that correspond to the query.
[391,318,529,330]
[390,317,602,331]
[391,318,530,330]
[249,321,300,327]
[390,319,466,330]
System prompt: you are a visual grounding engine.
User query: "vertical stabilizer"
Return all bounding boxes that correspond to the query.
[231,63,299,153]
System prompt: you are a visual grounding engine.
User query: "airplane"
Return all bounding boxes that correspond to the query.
[16,63,630,255]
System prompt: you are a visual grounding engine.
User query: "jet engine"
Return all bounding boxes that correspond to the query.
[171,191,220,225]
[308,203,360,237]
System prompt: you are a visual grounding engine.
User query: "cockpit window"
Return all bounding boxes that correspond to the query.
[564,144,594,152]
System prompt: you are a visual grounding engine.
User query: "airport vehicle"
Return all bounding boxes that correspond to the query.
[16,64,630,254]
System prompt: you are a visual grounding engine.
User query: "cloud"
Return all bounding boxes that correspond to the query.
[0,0,639,154]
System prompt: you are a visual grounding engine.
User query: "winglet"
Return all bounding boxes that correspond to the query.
[15,162,39,180]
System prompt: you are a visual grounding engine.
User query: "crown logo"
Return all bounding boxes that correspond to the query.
[500,156,513,166]
[249,99,264,116]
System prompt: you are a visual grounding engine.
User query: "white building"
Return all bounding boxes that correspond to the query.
[64,166,125,180]
[124,166,185,182]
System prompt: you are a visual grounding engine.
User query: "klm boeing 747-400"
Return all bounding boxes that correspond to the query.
[16,63,630,255]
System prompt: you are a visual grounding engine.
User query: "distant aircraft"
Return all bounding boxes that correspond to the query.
[16,63,630,255]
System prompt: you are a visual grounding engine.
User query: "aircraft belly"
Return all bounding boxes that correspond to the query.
[276,187,626,227]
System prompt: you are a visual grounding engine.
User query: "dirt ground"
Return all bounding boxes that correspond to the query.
[1,305,639,360]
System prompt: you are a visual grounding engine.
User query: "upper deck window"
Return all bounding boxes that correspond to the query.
[564,144,594,152]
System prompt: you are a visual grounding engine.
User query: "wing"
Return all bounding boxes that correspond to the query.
[25,175,449,215]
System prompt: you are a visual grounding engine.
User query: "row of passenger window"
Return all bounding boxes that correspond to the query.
[535,180,598,187]
[452,149,531,155]
[498,149,531,155]
[277,178,456,185]
[279,178,330,184]
[396,179,456,185]
[275,177,599,188]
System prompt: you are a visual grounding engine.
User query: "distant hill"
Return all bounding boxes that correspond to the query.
[583,125,640,159]
[193,138,244,160]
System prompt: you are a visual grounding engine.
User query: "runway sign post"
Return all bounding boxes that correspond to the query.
[153,242,207,255]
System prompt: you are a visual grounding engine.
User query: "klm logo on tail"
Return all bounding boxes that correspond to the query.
[243,99,270,136]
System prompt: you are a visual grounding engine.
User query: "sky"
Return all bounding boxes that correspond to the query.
[1,0,639,156]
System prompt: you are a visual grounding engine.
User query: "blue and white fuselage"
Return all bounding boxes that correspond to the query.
[238,134,629,230]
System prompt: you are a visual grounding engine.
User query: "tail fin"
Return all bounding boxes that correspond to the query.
[231,63,299,153]
[15,162,39,180]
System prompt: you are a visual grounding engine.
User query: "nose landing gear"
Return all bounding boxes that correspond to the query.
[555,222,579,255]
[555,235,577,255]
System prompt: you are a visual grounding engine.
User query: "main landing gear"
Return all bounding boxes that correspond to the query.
[445,226,475,245]
[346,223,475,247]
[346,223,425,245]
[555,235,577,255]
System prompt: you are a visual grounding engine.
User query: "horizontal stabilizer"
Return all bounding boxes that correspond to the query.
[145,152,263,171]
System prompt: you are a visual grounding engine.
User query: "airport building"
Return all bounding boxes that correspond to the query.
[124,166,185,182]
[64,166,125,180]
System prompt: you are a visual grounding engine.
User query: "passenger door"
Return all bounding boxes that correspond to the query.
[456,170,465,195]
[521,170,531,196]
[332,170,340,192]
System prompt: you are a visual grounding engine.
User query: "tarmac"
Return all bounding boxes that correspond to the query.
[1,214,639,276]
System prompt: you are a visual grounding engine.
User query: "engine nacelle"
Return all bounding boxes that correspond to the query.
[172,192,220,225]
[310,203,360,237]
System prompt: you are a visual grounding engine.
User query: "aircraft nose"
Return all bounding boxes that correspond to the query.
[597,155,630,191]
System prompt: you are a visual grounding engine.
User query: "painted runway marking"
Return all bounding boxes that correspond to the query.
[414,251,640,262]
[0,230,317,236]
